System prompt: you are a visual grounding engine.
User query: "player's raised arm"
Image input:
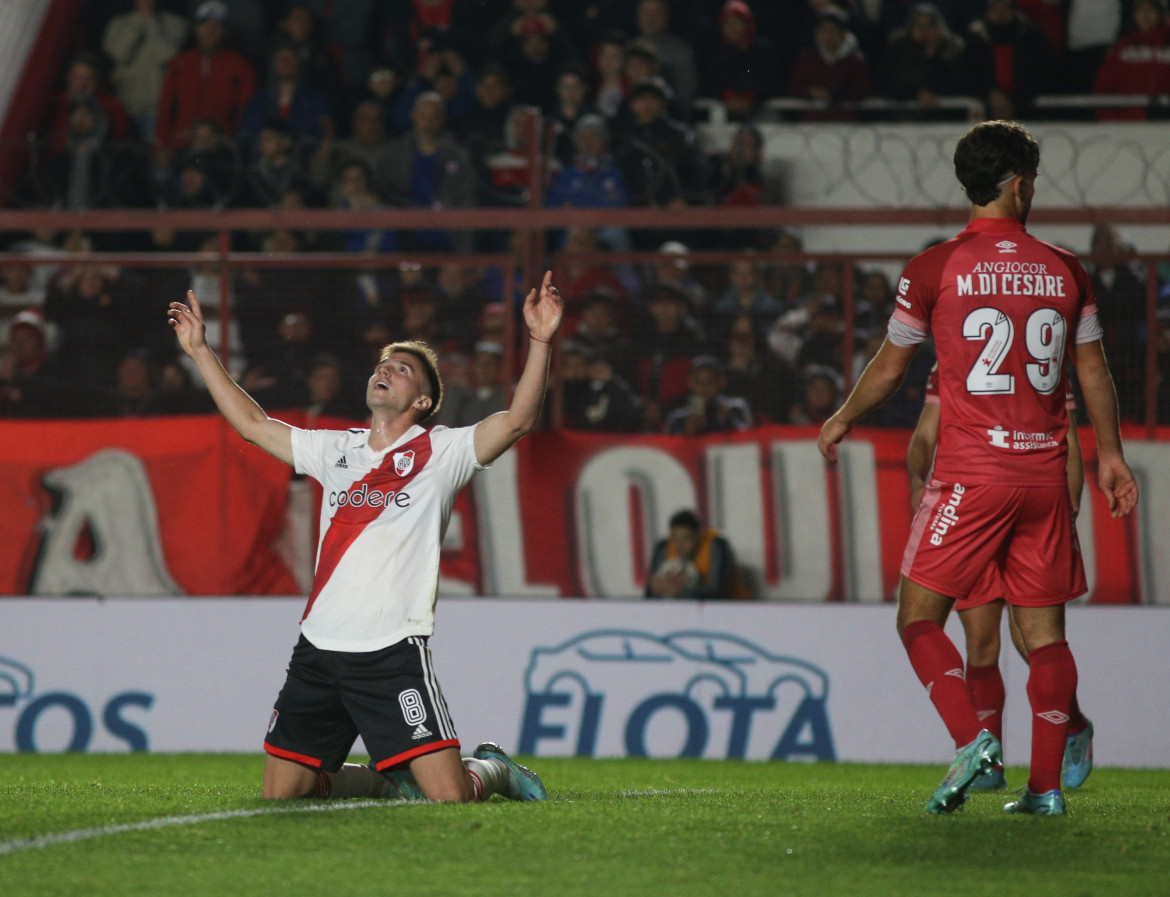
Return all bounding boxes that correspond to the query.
[168,290,294,466]
[1072,339,1138,518]
[817,337,918,462]
[473,271,564,466]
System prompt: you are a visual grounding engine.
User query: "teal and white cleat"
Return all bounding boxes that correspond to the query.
[1004,787,1066,816]
[1062,720,1094,789]
[473,742,547,801]
[926,730,1003,814]
[968,767,1008,791]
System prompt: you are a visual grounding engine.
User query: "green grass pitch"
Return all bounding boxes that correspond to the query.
[1,754,1168,897]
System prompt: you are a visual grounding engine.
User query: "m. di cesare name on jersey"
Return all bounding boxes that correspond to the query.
[957,261,1067,298]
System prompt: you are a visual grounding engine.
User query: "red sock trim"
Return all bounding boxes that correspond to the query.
[965,663,999,680]
[1026,640,1069,666]
[315,771,332,799]
[467,768,484,802]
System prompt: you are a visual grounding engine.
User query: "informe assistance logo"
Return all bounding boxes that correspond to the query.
[518,630,834,761]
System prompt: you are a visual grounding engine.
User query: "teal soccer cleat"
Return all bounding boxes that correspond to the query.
[1062,719,1094,789]
[1004,787,1066,816]
[926,730,1003,814]
[473,742,548,801]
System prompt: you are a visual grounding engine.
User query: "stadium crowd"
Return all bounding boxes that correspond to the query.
[1,0,1169,426]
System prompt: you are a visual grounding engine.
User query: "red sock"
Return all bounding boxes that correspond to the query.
[902,621,984,748]
[1026,640,1077,794]
[1067,693,1087,734]
[965,663,1005,744]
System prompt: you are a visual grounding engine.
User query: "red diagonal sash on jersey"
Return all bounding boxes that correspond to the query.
[301,431,434,622]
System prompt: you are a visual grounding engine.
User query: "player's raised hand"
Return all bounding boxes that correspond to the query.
[817,414,851,463]
[167,290,207,357]
[524,270,563,343]
[1097,454,1139,518]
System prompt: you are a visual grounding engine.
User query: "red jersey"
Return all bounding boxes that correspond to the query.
[924,365,1075,410]
[890,217,1100,487]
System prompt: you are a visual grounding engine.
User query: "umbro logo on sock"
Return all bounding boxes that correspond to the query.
[411,723,433,740]
[335,455,348,468]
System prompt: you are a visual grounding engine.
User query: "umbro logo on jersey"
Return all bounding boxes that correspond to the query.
[995,240,1017,253]
[411,723,433,740]
[335,455,348,469]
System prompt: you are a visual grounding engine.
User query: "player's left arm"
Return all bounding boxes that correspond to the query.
[818,337,918,462]
[473,271,564,466]
[1073,338,1138,518]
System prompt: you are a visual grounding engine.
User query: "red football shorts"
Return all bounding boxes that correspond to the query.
[901,480,1086,607]
[954,564,1002,612]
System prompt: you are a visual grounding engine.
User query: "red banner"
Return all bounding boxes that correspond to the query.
[0,417,1162,602]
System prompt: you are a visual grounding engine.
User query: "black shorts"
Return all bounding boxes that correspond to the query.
[263,634,460,772]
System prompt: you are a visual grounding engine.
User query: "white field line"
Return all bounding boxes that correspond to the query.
[0,789,716,856]
[0,798,421,857]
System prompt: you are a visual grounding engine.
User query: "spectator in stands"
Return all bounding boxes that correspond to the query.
[481,106,546,208]
[1088,223,1148,420]
[380,92,476,253]
[876,3,967,113]
[787,364,842,425]
[1059,0,1124,95]
[272,3,342,105]
[766,262,848,371]
[434,340,508,427]
[553,227,629,327]
[239,120,312,208]
[500,13,578,113]
[327,159,395,253]
[390,31,478,132]
[789,5,872,120]
[570,289,635,379]
[646,240,709,311]
[1094,0,1170,120]
[664,355,753,435]
[238,40,333,157]
[768,230,815,307]
[615,77,709,208]
[436,263,492,350]
[102,0,188,142]
[548,67,596,165]
[546,115,631,250]
[303,352,367,421]
[155,1,257,161]
[723,313,798,425]
[707,124,776,248]
[962,0,1054,120]
[645,508,750,599]
[712,254,783,338]
[635,0,699,109]
[311,98,392,194]
[44,263,132,386]
[592,32,629,118]
[0,311,56,417]
[164,118,241,208]
[43,95,148,210]
[301,0,381,106]
[0,264,47,344]
[453,64,516,166]
[636,282,706,429]
[563,344,643,432]
[107,348,159,416]
[44,52,132,156]
[700,0,782,122]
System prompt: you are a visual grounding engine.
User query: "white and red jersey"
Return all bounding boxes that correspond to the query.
[290,423,486,653]
[890,217,1101,486]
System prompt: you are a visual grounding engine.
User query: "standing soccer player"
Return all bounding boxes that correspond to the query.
[818,121,1138,815]
[168,272,563,804]
[907,365,1095,792]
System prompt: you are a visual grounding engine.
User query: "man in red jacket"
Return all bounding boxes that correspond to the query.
[1094,0,1170,120]
[154,0,256,160]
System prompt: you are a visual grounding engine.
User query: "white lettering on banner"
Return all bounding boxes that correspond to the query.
[575,447,697,597]
[473,452,559,598]
[31,450,181,596]
[764,441,833,601]
[836,443,884,602]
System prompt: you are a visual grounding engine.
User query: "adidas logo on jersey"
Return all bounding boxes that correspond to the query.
[335,455,348,469]
[411,723,433,740]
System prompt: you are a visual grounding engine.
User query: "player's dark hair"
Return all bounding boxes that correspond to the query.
[953,121,1039,207]
[380,340,443,422]
[669,509,702,531]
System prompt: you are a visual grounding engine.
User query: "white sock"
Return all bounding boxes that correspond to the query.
[316,763,393,799]
[463,756,508,800]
